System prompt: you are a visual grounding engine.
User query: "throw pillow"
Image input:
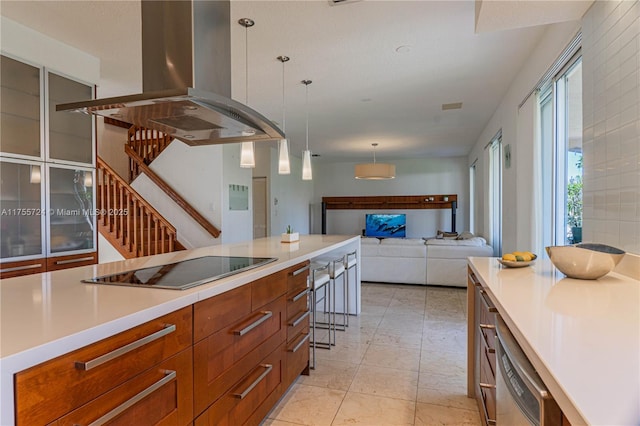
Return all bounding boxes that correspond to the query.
[456,231,475,240]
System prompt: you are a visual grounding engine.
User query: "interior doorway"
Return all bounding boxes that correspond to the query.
[252,177,268,239]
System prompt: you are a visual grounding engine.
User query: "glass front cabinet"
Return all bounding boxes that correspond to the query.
[0,54,96,278]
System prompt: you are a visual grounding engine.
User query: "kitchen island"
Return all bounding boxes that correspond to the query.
[467,256,639,426]
[0,234,360,425]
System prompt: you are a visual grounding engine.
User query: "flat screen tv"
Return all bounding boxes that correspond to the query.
[365,214,406,238]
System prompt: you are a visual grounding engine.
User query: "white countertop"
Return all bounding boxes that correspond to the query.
[0,234,359,425]
[468,257,639,426]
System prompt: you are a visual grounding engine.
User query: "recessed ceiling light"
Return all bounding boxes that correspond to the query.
[395,45,412,54]
[442,102,463,110]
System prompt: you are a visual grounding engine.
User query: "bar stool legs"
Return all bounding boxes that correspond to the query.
[343,250,358,325]
[309,262,331,369]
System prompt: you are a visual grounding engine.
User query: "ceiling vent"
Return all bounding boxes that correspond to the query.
[442,102,463,110]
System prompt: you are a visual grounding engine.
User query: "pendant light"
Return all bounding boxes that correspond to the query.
[354,143,396,179]
[301,79,313,180]
[239,18,255,168]
[277,56,291,174]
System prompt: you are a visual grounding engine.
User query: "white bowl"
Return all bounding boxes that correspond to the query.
[545,243,625,280]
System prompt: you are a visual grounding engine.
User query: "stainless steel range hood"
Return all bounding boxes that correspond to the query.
[57,1,284,146]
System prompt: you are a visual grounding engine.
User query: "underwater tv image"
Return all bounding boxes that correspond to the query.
[365,214,406,238]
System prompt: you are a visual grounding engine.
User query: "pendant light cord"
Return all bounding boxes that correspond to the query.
[245,24,249,105]
[282,60,286,132]
[305,83,309,151]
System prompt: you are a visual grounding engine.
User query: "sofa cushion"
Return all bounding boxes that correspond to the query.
[425,236,487,247]
[379,238,425,246]
[378,238,426,258]
[426,244,494,259]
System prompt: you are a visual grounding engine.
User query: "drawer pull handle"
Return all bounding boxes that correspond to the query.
[292,265,310,276]
[234,311,273,336]
[233,364,273,399]
[289,310,310,328]
[479,323,495,330]
[88,370,176,426]
[74,324,176,371]
[0,263,42,273]
[291,288,310,302]
[479,290,498,313]
[54,256,95,265]
[289,333,310,353]
[478,326,495,352]
[479,382,496,390]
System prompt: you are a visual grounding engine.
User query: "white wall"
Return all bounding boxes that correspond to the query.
[269,148,314,236]
[97,234,125,264]
[222,144,253,244]
[582,0,640,254]
[131,141,224,248]
[96,120,129,179]
[312,157,468,238]
[468,21,581,253]
[254,143,315,236]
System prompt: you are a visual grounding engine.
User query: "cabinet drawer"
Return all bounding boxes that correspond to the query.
[15,306,193,426]
[480,383,496,426]
[0,258,46,279]
[481,336,496,379]
[194,285,252,342]
[251,269,287,311]
[283,330,310,388]
[57,347,193,426]
[479,354,496,425]
[287,290,310,341]
[286,261,310,293]
[195,345,283,426]
[193,296,286,415]
[46,251,97,271]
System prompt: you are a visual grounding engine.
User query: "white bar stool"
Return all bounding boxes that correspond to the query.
[314,257,347,341]
[343,250,358,325]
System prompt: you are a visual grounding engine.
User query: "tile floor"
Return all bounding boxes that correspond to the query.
[262,282,482,426]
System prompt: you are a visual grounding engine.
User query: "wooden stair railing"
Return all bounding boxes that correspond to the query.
[125,145,222,238]
[127,127,173,181]
[97,157,186,259]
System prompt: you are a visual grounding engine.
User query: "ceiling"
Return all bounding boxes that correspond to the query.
[1,1,590,162]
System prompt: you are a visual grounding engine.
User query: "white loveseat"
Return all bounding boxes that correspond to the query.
[360,236,493,287]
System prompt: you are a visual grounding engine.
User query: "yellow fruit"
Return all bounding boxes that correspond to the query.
[502,254,516,261]
[521,254,532,261]
[512,251,524,257]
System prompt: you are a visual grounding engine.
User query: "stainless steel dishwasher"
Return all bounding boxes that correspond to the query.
[495,317,562,425]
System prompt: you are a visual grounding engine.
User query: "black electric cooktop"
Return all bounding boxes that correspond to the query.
[83,256,277,290]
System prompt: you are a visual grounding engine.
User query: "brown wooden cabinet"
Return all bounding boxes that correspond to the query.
[57,348,193,426]
[467,267,497,426]
[14,261,312,426]
[15,306,193,426]
[283,261,311,388]
[193,262,310,423]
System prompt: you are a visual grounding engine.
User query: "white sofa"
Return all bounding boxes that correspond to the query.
[361,236,493,287]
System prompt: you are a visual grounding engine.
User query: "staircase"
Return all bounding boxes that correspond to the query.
[126,127,173,181]
[97,157,186,259]
[96,123,222,259]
